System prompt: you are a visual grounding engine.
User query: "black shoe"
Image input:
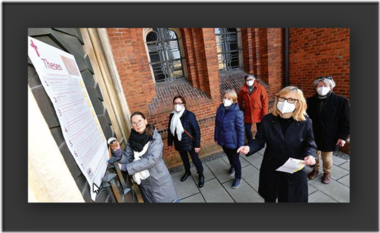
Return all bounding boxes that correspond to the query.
[181,172,191,182]
[198,174,205,188]
[228,167,235,176]
[232,178,241,189]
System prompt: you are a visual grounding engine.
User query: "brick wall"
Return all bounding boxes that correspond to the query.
[242,28,283,110]
[289,28,350,99]
[106,28,156,118]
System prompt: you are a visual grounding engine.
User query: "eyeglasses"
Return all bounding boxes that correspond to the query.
[278,97,298,103]
[317,76,333,81]
[132,119,143,126]
[246,78,254,81]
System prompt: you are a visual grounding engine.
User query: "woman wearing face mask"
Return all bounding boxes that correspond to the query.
[306,76,350,184]
[215,89,245,189]
[237,86,317,202]
[112,111,178,203]
[238,74,268,143]
[168,95,204,188]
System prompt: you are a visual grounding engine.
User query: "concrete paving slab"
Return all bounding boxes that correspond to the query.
[221,154,250,168]
[241,165,260,192]
[309,191,338,203]
[200,178,234,202]
[332,155,348,166]
[331,165,350,180]
[181,193,205,203]
[309,177,350,202]
[205,158,234,183]
[171,172,200,200]
[257,147,266,155]
[337,174,350,187]
[190,163,215,185]
[339,161,350,171]
[222,179,264,202]
[244,153,263,169]
[308,184,317,195]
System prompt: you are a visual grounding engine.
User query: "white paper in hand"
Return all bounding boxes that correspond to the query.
[276,158,305,174]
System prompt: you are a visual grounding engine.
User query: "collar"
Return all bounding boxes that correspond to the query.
[242,80,259,92]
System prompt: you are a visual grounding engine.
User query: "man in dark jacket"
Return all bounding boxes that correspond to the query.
[306,76,350,184]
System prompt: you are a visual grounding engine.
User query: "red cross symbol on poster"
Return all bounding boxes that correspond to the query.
[30,40,40,57]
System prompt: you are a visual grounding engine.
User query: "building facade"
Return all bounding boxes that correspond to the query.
[106,27,350,168]
[28,27,350,202]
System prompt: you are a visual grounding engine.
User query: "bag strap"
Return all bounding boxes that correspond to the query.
[183,128,194,141]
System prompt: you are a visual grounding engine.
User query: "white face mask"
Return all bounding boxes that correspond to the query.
[277,100,296,114]
[223,99,232,107]
[246,80,254,87]
[317,86,330,96]
[174,104,183,112]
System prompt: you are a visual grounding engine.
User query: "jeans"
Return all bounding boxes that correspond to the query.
[244,122,261,144]
[179,149,204,175]
[222,147,242,179]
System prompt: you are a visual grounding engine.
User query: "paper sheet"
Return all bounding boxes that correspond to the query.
[276,158,305,174]
[28,37,108,201]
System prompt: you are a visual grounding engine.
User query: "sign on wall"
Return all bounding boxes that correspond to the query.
[28,36,108,201]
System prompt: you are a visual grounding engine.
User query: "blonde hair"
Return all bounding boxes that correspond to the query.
[272,86,308,121]
[224,89,238,103]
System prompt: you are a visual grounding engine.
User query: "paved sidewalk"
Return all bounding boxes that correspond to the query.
[171,148,350,203]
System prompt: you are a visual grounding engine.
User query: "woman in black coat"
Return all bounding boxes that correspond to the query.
[168,95,204,188]
[306,76,350,184]
[238,86,317,202]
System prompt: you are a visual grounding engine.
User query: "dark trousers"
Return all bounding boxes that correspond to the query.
[179,149,204,175]
[222,147,242,179]
[244,122,261,144]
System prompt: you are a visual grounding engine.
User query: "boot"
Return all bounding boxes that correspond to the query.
[181,172,191,182]
[322,172,331,184]
[198,174,205,188]
[307,170,319,180]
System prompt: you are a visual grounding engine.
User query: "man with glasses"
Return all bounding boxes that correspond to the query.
[306,76,350,184]
[238,74,268,144]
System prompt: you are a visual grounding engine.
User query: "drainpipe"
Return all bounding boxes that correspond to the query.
[283,28,289,87]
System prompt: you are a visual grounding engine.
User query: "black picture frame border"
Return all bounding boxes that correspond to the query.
[3,2,379,232]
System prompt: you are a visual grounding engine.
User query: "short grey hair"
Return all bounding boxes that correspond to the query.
[244,74,256,81]
[313,76,336,89]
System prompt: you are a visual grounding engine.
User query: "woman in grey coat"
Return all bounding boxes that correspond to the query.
[112,111,178,203]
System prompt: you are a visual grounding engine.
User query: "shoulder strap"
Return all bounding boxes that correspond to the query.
[183,128,194,141]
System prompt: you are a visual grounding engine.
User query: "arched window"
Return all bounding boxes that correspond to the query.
[215,28,240,71]
[146,28,184,82]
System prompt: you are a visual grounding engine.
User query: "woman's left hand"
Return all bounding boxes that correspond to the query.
[194,147,201,153]
[303,155,316,166]
[336,139,346,147]
[237,146,250,155]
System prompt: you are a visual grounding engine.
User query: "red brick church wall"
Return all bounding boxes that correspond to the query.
[289,28,350,99]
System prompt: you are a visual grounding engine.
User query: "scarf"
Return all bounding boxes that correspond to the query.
[132,141,151,185]
[170,107,185,141]
[128,127,152,152]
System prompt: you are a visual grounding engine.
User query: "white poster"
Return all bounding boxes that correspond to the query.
[28,36,109,201]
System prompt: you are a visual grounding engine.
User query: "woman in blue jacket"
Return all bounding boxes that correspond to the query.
[214,89,245,189]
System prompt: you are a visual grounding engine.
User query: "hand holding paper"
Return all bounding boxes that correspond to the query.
[276,158,306,174]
